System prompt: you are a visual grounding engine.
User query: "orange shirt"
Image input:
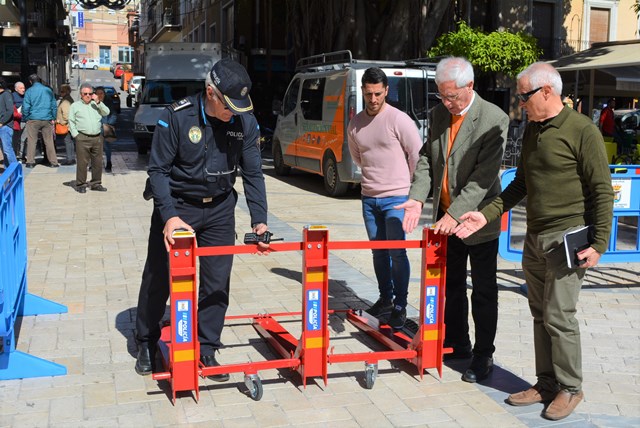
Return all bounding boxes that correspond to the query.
[439,113,466,211]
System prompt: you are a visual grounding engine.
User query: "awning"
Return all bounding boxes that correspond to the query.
[0,4,20,22]
[550,40,640,111]
[552,40,640,72]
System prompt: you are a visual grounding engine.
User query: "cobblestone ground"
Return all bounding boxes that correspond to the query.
[0,156,638,427]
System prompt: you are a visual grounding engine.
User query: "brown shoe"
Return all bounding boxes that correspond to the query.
[543,390,584,421]
[506,384,558,406]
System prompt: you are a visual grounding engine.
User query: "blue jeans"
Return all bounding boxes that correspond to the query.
[0,126,16,165]
[362,195,410,308]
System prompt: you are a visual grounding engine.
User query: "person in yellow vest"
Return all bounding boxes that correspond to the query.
[395,56,509,383]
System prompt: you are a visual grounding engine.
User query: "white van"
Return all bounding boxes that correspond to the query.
[133,43,221,154]
[272,50,437,196]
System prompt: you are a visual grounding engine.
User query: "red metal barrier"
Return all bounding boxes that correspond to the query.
[153,226,447,402]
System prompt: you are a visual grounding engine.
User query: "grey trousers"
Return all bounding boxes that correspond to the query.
[522,226,586,393]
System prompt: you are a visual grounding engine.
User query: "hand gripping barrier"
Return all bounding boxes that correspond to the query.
[498,166,640,263]
[153,226,448,403]
[0,164,67,380]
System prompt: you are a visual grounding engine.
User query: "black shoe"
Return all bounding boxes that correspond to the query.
[75,186,86,194]
[366,298,394,317]
[135,342,156,376]
[90,184,107,192]
[105,162,112,172]
[461,355,493,383]
[388,305,406,329]
[49,163,60,168]
[443,343,473,361]
[200,354,230,382]
[63,180,76,187]
[62,159,76,166]
[25,163,35,168]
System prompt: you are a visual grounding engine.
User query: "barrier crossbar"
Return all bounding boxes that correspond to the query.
[153,226,448,402]
[0,164,67,380]
[498,166,640,263]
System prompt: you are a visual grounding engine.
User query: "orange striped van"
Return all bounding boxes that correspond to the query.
[272,50,437,196]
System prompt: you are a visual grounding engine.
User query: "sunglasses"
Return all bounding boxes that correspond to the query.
[81,92,94,96]
[517,87,542,103]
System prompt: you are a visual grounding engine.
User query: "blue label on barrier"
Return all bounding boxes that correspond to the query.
[175,300,191,343]
[306,289,321,331]
[424,286,437,325]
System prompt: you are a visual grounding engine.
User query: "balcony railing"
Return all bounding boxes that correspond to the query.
[538,37,594,59]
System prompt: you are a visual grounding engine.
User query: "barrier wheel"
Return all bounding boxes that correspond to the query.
[364,363,378,389]
[244,374,263,401]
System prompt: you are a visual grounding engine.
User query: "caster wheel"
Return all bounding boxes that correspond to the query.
[244,374,263,401]
[364,363,378,389]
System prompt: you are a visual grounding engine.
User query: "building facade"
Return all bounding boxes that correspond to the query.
[72,4,134,67]
[0,0,70,90]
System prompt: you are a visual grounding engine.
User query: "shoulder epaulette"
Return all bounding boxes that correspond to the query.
[170,98,192,112]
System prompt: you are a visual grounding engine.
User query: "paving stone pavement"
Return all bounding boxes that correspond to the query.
[0,156,638,427]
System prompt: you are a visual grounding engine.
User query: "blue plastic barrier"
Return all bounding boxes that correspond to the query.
[499,166,640,263]
[0,163,67,379]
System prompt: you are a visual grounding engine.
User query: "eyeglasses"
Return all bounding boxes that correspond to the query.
[209,85,229,109]
[435,90,463,102]
[517,87,542,103]
[81,92,94,96]
[204,164,237,179]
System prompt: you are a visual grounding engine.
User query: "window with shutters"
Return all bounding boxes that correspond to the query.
[589,8,611,46]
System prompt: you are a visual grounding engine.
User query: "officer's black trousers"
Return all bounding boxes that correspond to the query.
[135,191,237,356]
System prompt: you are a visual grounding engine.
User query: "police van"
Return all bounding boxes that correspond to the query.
[272,50,437,196]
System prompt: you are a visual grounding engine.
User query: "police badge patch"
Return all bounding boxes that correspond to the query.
[188,126,202,143]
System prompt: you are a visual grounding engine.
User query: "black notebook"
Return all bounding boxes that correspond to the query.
[563,226,593,269]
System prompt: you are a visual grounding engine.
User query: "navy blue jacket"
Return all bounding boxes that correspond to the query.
[148,93,268,226]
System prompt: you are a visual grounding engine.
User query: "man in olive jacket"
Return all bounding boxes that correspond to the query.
[396,56,509,384]
[454,62,613,421]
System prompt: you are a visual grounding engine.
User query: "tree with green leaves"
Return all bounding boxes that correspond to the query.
[427,21,541,78]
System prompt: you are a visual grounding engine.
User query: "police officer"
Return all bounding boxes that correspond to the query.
[134,59,270,381]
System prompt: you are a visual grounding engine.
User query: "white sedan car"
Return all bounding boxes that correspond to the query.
[72,58,100,70]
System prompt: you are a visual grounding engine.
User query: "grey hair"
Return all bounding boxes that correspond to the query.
[14,81,25,90]
[205,72,214,89]
[517,62,563,95]
[435,57,474,88]
[79,82,94,92]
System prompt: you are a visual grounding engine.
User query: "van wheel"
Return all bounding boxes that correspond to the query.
[273,142,291,176]
[323,155,348,197]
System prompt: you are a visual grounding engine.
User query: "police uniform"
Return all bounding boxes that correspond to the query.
[135,92,267,357]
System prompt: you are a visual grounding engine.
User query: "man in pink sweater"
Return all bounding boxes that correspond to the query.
[347,67,423,329]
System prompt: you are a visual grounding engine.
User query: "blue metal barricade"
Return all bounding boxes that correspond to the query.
[499,166,640,263]
[0,163,67,379]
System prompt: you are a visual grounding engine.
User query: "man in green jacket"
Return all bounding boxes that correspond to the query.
[454,62,613,421]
